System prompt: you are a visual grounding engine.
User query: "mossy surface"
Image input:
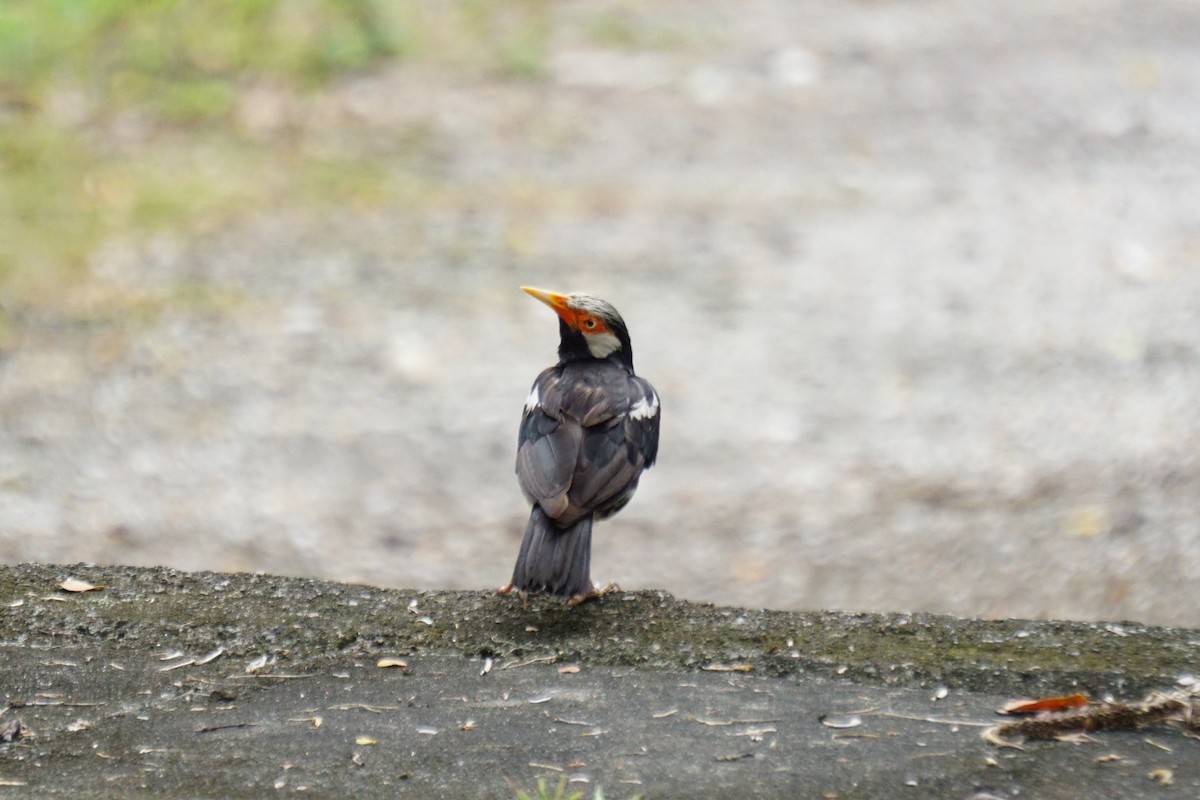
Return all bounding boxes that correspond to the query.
[2,563,1194,697]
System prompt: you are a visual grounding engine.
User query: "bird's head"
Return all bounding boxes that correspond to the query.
[522,286,634,368]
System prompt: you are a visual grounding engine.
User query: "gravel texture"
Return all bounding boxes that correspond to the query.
[2,0,1200,625]
[4,564,1198,799]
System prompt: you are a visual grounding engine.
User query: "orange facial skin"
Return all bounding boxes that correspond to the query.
[521,287,611,334]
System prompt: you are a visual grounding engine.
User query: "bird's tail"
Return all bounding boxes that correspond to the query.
[510,506,593,599]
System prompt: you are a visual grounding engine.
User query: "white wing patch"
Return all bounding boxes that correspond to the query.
[524,385,540,413]
[629,390,659,421]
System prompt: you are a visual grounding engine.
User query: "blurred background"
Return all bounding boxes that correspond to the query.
[2,0,1199,627]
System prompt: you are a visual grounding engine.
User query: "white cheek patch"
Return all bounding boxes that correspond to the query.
[584,331,621,359]
[524,386,540,413]
[629,390,659,421]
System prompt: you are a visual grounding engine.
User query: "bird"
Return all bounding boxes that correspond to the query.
[498,286,660,605]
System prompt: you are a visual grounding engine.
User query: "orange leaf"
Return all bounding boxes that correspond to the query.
[999,693,1089,715]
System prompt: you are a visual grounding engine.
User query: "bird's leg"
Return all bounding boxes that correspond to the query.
[495,582,529,608]
[565,581,620,607]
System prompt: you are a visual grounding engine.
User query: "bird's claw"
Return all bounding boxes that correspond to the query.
[566,581,619,607]
[495,582,529,608]
[498,582,617,608]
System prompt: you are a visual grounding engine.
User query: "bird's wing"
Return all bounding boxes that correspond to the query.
[627,376,660,468]
[568,376,661,514]
[516,370,581,519]
[519,366,661,522]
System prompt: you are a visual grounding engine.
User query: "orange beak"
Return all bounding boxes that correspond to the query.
[522,286,578,327]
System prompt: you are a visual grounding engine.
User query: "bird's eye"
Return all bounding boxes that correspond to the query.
[582,317,597,329]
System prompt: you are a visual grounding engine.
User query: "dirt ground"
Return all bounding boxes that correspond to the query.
[2,564,1198,799]
[3,0,1200,626]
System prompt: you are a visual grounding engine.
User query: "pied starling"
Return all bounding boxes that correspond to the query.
[499,287,661,604]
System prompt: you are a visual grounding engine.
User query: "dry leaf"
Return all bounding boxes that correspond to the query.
[819,714,863,729]
[355,735,377,746]
[701,663,753,673]
[729,725,776,738]
[528,761,564,772]
[244,654,270,674]
[553,717,596,728]
[195,648,225,666]
[376,658,408,669]
[1147,768,1174,785]
[558,665,580,674]
[60,578,101,593]
[293,716,323,729]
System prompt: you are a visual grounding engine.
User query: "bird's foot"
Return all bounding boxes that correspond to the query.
[495,582,529,608]
[566,581,620,607]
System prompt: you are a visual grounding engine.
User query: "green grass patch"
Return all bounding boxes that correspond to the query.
[515,776,602,800]
[0,0,554,317]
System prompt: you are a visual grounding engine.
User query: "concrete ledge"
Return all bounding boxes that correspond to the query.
[1,564,1197,798]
